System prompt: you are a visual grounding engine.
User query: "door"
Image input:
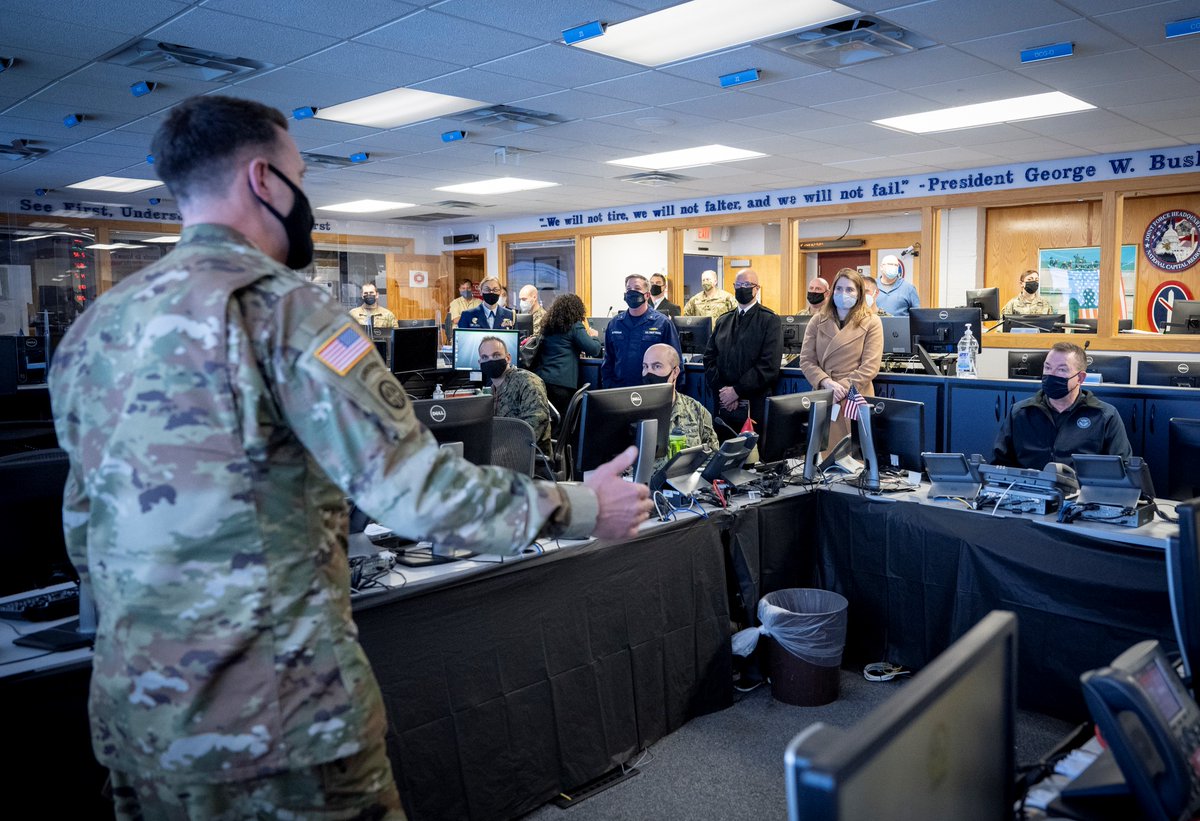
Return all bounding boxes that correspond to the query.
[683,254,722,306]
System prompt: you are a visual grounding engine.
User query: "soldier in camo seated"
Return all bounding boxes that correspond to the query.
[642,343,718,472]
[478,335,552,458]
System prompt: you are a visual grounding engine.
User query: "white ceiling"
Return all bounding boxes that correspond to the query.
[1,0,1198,223]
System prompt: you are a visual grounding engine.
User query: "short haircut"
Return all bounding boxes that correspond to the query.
[477,335,507,354]
[862,275,877,287]
[651,273,668,285]
[458,278,473,287]
[151,95,289,203]
[361,282,377,290]
[1020,269,1039,282]
[479,277,502,290]
[1050,341,1087,371]
[625,274,650,289]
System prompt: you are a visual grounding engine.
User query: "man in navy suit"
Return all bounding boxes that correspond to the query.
[457,276,515,330]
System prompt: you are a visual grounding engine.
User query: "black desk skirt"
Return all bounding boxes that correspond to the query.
[354,515,733,820]
[750,490,1175,721]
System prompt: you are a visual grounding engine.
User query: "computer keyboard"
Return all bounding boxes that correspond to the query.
[0,585,80,622]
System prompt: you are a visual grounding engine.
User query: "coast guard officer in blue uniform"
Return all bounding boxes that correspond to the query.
[601,274,682,388]
[458,276,515,329]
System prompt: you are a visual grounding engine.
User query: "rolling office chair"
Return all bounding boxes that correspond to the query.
[490,417,537,477]
[551,383,590,481]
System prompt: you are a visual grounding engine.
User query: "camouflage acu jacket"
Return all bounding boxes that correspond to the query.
[50,224,592,783]
[494,366,552,457]
[683,289,737,319]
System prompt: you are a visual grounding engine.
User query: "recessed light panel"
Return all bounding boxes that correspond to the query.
[316,200,417,213]
[874,91,1095,134]
[435,178,559,195]
[66,176,161,193]
[608,144,766,171]
[315,88,486,129]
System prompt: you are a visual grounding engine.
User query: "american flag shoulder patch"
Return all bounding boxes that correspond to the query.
[315,323,372,375]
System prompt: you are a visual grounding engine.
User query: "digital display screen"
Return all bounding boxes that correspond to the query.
[1136,658,1183,722]
[453,329,518,371]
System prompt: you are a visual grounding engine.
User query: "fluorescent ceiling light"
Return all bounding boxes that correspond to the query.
[85,243,146,250]
[608,144,766,171]
[874,91,1095,134]
[315,88,486,128]
[14,234,55,242]
[316,199,417,213]
[28,222,67,229]
[141,235,181,243]
[435,177,559,195]
[571,0,855,66]
[66,175,161,193]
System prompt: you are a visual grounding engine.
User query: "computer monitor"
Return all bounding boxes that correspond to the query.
[672,316,712,356]
[575,383,673,476]
[514,312,534,340]
[1169,419,1200,500]
[1007,350,1047,380]
[452,328,519,372]
[1167,498,1200,691]
[908,307,983,354]
[880,316,912,354]
[759,389,834,463]
[587,317,611,338]
[853,396,925,472]
[0,448,76,596]
[410,395,495,465]
[391,326,439,374]
[395,318,436,328]
[780,315,812,355]
[1137,360,1200,388]
[1002,314,1066,333]
[0,336,17,395]
[1165,300,1200,335]
[1082,353,1132,384]
[785,610,1016,821]
[965,287,1001,321]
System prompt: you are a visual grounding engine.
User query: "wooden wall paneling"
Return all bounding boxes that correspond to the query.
[1120,191,1200,330]
[983,201,1100,304]
[921,205,937,307]
[385,254,448,321]
[576,235,592,310]
[1099,191,1122,338]
[723,255,781,312]
[779,221,796,314]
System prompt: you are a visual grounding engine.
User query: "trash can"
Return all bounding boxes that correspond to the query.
[759,588,848,706]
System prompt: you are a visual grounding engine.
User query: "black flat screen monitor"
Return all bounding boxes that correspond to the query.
[575,383,673,475]
[1165,300,1200,335]
[452,328,519,372]
[1007,350,1047,380]
[1137,360,1199,388]
[514,312,534,340]
[395,318,436,328]
[880,316,912,354]
[410,395,495,465]
[391,326,439,374]
[0,448,76,596]
[780,315,811,355]
[0,336,17,395]
[785,610,1016,821]
[1002,313,1066,333]
[672,316,712,355]
[909,307,982,354]
[1082,353,1132,384]
[852,395,925,472]
[1169,419,1200,500]
[1167,498,1200,691]
[965,287,1001,321]
[759,389,834,463]
[587,317,611,338]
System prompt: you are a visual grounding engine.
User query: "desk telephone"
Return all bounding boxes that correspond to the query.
[1081,640,1200,821]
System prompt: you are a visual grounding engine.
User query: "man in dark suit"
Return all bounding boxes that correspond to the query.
[649,273,681,317]
[457,276,515,330]
[703,269,783,435]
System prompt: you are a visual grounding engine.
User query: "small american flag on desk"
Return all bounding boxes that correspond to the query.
[842,385,869,421]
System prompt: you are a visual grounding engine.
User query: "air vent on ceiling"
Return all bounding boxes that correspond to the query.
[392,212,474,223]
[452,105,567,132]
[618,171,693,187]
[762,16,934,68]
[301,152,356,171]
[432,200,490,210]
[0,139,48,161]
[102,39,272,82]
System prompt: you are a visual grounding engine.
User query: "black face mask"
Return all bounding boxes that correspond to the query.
[481,292,501,306]
[650,284,663,297]
[1041,373,1075,400]
[624,290,646,309]
[480,359,507,381]
[253,164,314,270]
[643,371,672,386]
[1024,281,1040,294]
[807,292,825,305]
[362,295,376,306]
[735,286,756,306]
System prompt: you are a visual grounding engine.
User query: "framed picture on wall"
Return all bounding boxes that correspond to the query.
[1037,245,1136,322]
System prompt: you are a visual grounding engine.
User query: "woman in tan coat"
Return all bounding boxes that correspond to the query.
[798,268,884,449]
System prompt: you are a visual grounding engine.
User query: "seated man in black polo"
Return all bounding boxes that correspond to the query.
[991,341,1132,469]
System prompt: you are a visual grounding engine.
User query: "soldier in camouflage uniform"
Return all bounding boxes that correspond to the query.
[478,336,552,457]
[1001,269,1056,316]
[349,281,400,334]
[641,344,718,472]
[683,269,736,319]
[49,95,652,821]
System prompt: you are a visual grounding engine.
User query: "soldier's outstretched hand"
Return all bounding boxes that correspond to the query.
[585,446,653,540]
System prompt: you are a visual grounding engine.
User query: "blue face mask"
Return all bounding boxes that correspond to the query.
[834,293,857,311]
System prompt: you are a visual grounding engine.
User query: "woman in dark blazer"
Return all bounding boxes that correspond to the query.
[798,267,883,450]
[535,293,602,419]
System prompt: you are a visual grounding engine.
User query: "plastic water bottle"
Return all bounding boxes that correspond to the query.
[432,383,445,399]
[956,325,979,378]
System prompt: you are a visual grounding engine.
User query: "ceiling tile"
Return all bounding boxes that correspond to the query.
[1094,0,1200,47]
[413,68,564,102]
[355,10,543,66]
[580,72,718,106]
[293,43,462,87]
[879,0,1080,44]
[145,8,341,65]
[435,0,644,41]
[744,72,893,106]
[203,0,415,39]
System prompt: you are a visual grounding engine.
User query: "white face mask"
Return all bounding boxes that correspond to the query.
[880,268,898,283]
[834,293,858,311]
[519,299,533,312]
[865,293,875,308]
